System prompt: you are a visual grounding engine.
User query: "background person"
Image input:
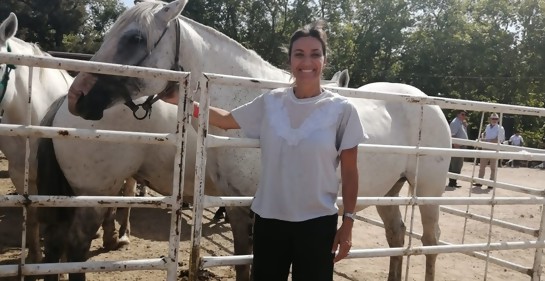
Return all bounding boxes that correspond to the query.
[508,131,524,167]
[475,113,505,189]
[448,110,468,188]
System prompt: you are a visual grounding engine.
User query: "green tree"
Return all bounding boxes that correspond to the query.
[63,0,125,53]
[0,0,87,50]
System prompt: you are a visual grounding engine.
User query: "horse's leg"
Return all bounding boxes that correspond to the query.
[22,206,42,281]
[9,160,42,264]
[213,207,226,221]
[66,207,106,281]
[101,207,119,251]
[419,204,440,281]
[101,178,135,250]
[226,206,252,281]
[26,206,42,264]
[376,179,406,281]
[41,220,69,281]
[117,178,136,248]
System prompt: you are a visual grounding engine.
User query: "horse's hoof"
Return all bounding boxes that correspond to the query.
[118,235,131,250]
[103,239,120,251]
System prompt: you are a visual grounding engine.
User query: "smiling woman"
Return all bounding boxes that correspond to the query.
[162,20,366,281]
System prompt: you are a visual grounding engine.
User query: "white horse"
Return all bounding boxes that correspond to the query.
[38,1,450,281]
[0,12,71,264]
[0,13,135,265]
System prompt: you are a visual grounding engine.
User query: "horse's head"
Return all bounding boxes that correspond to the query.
[68,0,188,120]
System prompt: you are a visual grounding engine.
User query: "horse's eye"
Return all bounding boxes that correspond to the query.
[128,34,145,45]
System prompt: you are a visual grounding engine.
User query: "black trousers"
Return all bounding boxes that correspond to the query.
[252,213,338,281]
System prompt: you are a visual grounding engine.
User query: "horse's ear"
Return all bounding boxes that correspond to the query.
[0,13,18,44]
[331,71,340,82]
[155,0,188,25]
[338,69,350,87]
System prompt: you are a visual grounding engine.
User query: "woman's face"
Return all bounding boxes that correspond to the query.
[290,36,326,85]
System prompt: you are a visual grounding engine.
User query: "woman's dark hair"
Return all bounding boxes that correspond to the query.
[288,20,328,61]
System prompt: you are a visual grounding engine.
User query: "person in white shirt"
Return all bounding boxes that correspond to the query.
[509,131,524,146]
[475,113,505,189]
[508,131,524,167]
[163,21,366,281]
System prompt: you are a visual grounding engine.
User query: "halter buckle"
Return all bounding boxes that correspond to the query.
[132,105,150,120]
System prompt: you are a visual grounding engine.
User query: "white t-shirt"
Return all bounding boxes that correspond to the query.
[231,87,367,222]
[509,134,524,146]
[483,124,505,142]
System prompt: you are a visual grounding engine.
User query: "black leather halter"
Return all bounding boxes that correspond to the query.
[123,19,183,120]
[0,44,16,106]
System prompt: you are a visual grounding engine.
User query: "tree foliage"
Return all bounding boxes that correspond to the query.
[0,0,124,52]
[3,0,545,146]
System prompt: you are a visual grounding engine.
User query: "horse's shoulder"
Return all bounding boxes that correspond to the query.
[360,82,428,97]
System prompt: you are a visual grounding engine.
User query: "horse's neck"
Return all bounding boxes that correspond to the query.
[179,18,290,83]
[2,39,72,125]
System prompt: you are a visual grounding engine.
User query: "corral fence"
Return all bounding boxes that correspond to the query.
[192,74,545,281]
[0,52,544,281]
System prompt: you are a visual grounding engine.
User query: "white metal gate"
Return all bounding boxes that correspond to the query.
[189,73,545,281]
[1,51,545,280]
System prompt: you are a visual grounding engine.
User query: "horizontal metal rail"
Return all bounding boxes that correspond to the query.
[0,195,171,208]
[3,52,545,117]
[453,138,545,154]
[1,125,541,161]
[205,135,545,161]
[0,258,169,277]
[203,195,545,208]
[358,216,533,276]
[0,124,176,145]
[449,173,545,196]
[440,206,538,237]
[204,73,545,117]
[201,240,545,268]
[0,52,188,81]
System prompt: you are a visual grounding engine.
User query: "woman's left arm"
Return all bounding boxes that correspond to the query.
[332,145,359,263]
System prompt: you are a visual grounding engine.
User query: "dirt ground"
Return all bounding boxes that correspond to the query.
[1,155,545,281]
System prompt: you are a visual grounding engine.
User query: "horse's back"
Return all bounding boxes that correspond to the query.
[0,37,72,194]
[353,82,450,198]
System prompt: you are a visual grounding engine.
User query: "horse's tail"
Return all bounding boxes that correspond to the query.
[37,95,75,225]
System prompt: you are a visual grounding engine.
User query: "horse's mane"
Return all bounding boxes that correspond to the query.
[10,37,72,84]
[12,37,51,57]
[108,1,289,76]
[180,16,290,76]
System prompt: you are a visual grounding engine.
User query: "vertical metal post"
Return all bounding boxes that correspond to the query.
[462,112,485,244]
[20,66,33,280]
[189,75,210,281]
[531,202,545,280]
[166,74,191,281]
[403,105,425,281]
[483,112,503,280]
